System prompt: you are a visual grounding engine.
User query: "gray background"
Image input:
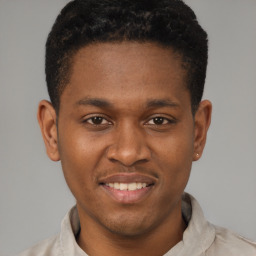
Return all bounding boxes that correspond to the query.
[0,0,255,255]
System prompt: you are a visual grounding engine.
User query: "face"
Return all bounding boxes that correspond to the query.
[38,42,211,238]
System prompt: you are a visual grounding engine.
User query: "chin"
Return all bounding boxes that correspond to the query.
[101,213,156,237]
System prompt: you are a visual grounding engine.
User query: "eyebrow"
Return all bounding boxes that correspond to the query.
[146,99,180,109]
[75,97,113,108]
[75,97,180,109]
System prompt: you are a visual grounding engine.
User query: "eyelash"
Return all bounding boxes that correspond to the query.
[83,116,112,126]
[146,116,175,126]
[82,115,175,127]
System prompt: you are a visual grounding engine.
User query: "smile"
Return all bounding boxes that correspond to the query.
[105,182,148,191]
[99,173,156,204]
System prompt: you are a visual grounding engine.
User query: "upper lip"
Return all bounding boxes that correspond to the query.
[99,173,157,185]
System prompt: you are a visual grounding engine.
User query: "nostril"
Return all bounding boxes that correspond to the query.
[106,135,151,166]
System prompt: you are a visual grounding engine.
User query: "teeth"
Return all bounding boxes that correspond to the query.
[119,183,128,190]
[106,182,148,191]
[128,183,137,191]
[137,183,142,189]
[114,183,120,189]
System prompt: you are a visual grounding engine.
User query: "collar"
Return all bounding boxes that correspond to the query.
[164,193,215,255]
[59,193,215,256]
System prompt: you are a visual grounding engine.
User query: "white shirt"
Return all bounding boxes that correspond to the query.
[18,193,256,256]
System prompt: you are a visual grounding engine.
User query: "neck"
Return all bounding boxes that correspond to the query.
[77,201,187,256]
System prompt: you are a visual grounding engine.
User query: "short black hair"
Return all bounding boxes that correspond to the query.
[46,0,208,114]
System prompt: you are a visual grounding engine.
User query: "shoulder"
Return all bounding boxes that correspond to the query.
[16,234,61,256]
[206,225,256,256]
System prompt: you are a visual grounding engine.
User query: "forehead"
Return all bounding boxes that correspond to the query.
[61,42,190,109]
[71,42,186,83]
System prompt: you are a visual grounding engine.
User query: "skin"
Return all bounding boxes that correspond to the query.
[38,42,212,256]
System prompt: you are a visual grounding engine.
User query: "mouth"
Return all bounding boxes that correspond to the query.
[99,173,156,204]
[105,182,151,191]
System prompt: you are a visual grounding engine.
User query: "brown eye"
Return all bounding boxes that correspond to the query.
[86,116,109,125]
[147,117,170,125]
[153,117,164,125]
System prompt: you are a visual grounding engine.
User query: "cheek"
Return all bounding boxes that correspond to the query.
[57,129,105,194]
[152,127,194,187]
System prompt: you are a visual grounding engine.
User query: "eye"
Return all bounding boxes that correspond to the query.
[147,117,171,125]
[85,116,110,125]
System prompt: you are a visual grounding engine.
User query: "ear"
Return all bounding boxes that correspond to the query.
[37,100,60,161]
[193,100,212,161]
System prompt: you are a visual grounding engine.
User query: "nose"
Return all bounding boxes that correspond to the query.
[106,123,151,166]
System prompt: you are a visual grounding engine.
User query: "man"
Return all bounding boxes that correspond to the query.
[19,0,256,255]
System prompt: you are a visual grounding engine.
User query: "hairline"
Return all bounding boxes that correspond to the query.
[55,40,196,116]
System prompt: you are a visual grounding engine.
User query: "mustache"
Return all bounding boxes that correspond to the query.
[94,165,159,182]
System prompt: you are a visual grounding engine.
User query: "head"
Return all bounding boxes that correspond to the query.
[45,0,208,115]
[38,0,212,248]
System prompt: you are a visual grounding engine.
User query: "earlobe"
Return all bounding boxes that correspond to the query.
[37,100,60,161]
[193,100,212,161]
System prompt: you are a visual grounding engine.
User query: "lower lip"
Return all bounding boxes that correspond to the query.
[101,185,153,204]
